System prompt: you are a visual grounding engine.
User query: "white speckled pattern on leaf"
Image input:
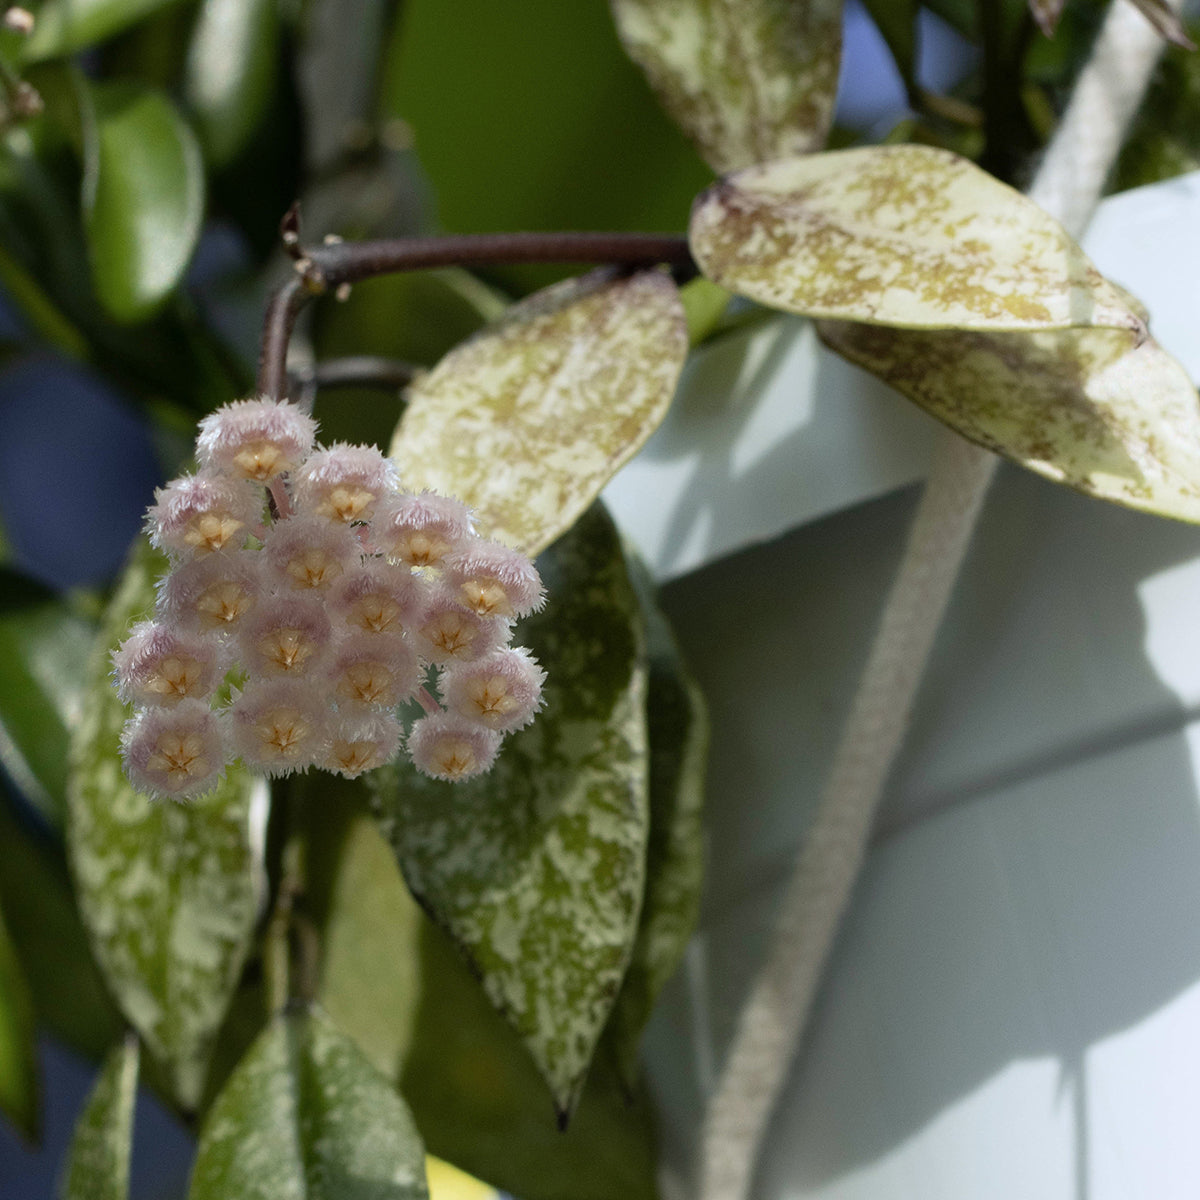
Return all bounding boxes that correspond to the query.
[61,1035,139,1200]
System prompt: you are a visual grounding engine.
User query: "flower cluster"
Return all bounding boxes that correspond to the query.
[114,397,546,801]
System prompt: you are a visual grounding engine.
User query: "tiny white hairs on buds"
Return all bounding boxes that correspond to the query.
[121,701,227,800]
[263,513,360,590]
[407,711,502,781]
[230,679,329,775]
[147,473,262,557]
[440,647,546,732]
[293,443,399,524]
[156,551,262,632]
[196,397,317,481]
[444,538,546,618]
[370,490,472,566]
[112,620,225,707]
[325,711,405,779]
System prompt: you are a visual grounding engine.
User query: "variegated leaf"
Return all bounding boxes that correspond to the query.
[67,539,265,1109]
[61,1035,139,1200]
[819,319,1200,522]
[609,0,842,173]
[690,146,1146,334]
[367,504,650,1115]
[189,1010,428,1200]
[389,269,686,557]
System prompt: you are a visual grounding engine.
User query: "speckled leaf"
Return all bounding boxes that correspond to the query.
[819,319,1200,521]
[61,1035,138,1200]
[367,504,650,1115]
[607,568,708,1086]
[610,0,841,172]
[389,270,686,556]
[189,1009,428,1200]
[67,539,265,1109]
[0,900,38,1140]
[690,146,1145,334]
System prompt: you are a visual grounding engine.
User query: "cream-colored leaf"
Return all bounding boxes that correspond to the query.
[390,269,687,556]
[690,146,1146,333]
[819,318,1200,522]
[610,0,842,172]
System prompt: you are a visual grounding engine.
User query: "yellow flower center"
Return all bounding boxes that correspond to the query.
[350,593,402,634]
[196,581,254,627]
[256,709,310,758]
[145,655,204,702]
[147,731,208,782]
[432,738,477,779]
[392,530,451,567]
[337,662,392,705]
[184,512,244,553]
[232,439,289,481]
[329,740,378,775]
[259,629,314,672]
[467,676,516,721]
[321,485,376,523]
[285,549,343,589]
[423,612,476,658]
[460,578,512,618]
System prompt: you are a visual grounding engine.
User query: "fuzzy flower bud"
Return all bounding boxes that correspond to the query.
[112,620,225,707]
[238,595,333,678]
[230,679,329,775]
[147,473,261,557]
[263,513,360,591]
[197,397,317,482]
[416,585,509,665]
[443,538,545,619]
[325,711,404,779]
[121,700,227,801]
[407,711,501,781]
[369,491,472,567]
[292,443,398,524]
[440,646,546,732]
[329,632,421,708]
[330,563,429,636]
[157,551,262,632]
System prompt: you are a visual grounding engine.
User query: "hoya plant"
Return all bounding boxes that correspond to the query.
[0,0,1197,1198]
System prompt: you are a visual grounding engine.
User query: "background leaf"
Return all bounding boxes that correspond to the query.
[67,539,265,1108]
[23,0,183,61]
[819,319,1200,522]
[610,0,843,172]
[390,269,687,556]
[689,145,1145,333]
[367,504,650,1115]
[0,899,38,1140]
[60,1035,139,1200]
[189,1009,428,1200]
[82,80,205,323]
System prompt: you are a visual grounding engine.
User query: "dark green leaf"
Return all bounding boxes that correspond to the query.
[67,539,264,1109]
[367,504,651,1115]
[23,0,184,61]
[82,80,204,323]
[184,0,280,168]
[0,900,38,1140]
[189,1009,428,1200]
[60,1035,139,1200]
[0,569,94,828]
[862,0,918,82]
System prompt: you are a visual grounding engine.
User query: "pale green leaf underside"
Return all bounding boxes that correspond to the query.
[61,1035,139,1200]
[689,145,1145,333]
[610,0,842,173]
[390,269,686,557]
[67,539,263,1108]
[819,319,1200,522]
[189,1010,428,1200]
[367,505,650,1114]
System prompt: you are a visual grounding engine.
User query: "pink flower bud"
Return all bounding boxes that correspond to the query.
[121,700,227,801]
[112,620,225,707]
[238,595,333,678]
[369,490,472,567]
[416,585,509,665]
[147,473,261,557]
[407,711,502,781]
[230,679,329,775]
[330,562,430,636]
[329,632,421,708]
[324,711,404,779]
[196,397,317,482]
[440,646,546,732]
[263,513,360,591]
[157,550,263,633]
[443,538,545,618]
[292,443,398,524]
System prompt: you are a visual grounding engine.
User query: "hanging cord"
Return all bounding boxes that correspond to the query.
[699,3,1177,1195]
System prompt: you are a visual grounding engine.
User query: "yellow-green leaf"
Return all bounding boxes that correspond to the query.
[67,539,265,1109]
[61,1036,139,1200]
[23,0,183,61]
[819,319,1200,522]
[390,269,686,556]
[610,0,843,172]
[689,146,1146,334]
[0,900,37,1140]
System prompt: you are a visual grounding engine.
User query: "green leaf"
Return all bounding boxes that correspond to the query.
[818,319,1200,522]
[0,899,38,1140]
[23,0,184,61]
[184,0,280,168]
[303,793,659,1200]
[60,1035,139,1200]
[610,0,843,172]
[689,145,1145,334]
[367,504,650,1115]
[67,539,265,1109]
[606,567,708,1086]
[390,269,687,557]
[862,0,918,82]
[82,80,205,323]
[679,276,733,345]
[0,570,94,828]
[189,1009,429,1200]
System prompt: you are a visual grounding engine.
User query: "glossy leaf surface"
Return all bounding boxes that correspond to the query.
[611,0,843,172]
[67,540,264,1108]
[189,1010,428,1200]
[61,1036,139,1200]
[390,270,686,556]
[690,146,1145,333]
[368,505,650,1114]
[819,319,1200,522]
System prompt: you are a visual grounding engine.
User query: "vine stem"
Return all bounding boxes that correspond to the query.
[256,229,695,401]
[698,1,1179,1194]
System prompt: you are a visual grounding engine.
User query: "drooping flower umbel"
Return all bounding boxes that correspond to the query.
[114,396,546,800]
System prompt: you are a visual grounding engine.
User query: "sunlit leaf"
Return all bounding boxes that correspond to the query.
[690,146,1145,333]
[390,270,686,556]
[67,539,264,1109]
[60,1035,139,1200]
[189,1009,428,1200]
[367,504,650,1115]
[303,793,659,1200]
[610,0,842,172]
[0,570,93,828]
[82,81,205,323]
[23,0,183,61]
[0,900,37,1140]
[184,0,280,168]
[819,318,1200,522]
[607,568,708,1085]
